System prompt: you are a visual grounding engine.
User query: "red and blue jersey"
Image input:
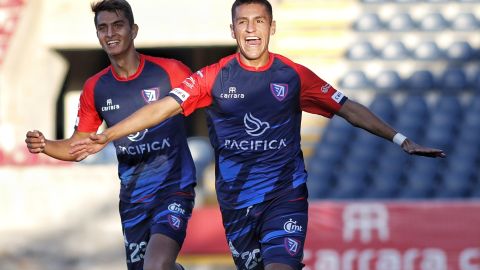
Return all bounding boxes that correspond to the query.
[169,52,347,209]
[76,54,196,203]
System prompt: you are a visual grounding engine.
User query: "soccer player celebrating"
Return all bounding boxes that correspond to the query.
[25,1,194,269]
[70,0,445,269]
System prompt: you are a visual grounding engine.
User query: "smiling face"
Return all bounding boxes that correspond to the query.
[95,10,138,58]
[230,3,276,68]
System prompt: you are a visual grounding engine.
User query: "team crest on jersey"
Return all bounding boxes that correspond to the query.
[270,83,288,101]
[142,87,160,103]
[284,238,301,256]
[168,214,182,230]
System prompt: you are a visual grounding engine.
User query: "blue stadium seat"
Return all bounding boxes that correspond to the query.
[307,161,335,199]
[353,13,384,32]
[439,68,468,93]
[446,41,474,62]
[373,70,403,92]
[346,41,377,60]
[366,171,403,199]
[380,41,410,60]
[406,70,435,93]
[312,143,344,165]
[419,13,449,31]
[422,125,454,152]
[437,170,474,198]
[412,41,443,60]
[401,170,438,199]
[387,13,416,31]
[451,13,480,31]
[434,95,462,117]
[369,94,396,122]
[329,171,368,199]
[339,70,371,90]
[187,136,214,181]
[472,70,480,92]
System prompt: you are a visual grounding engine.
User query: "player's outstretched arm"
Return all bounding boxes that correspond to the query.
[25,130,93,161]
[336,99,446,158]
[70,96,182,161]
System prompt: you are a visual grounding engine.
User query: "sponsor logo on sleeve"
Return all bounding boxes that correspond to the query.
[332,91,345,103]
[170,88,190,102]
[321,83,331,93]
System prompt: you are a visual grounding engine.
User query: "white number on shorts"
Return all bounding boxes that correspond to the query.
[129,241,147,263]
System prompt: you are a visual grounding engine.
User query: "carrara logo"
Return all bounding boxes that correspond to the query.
[244,113,270,137]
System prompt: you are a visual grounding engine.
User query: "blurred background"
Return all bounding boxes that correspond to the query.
[1,0,479,269]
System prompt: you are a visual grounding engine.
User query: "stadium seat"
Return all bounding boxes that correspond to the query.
[437,170,474,198]
[369,94,396,122]
[445,41,474,62]
[401,169,438,198]
[387,13,416,31]
[187,136,214,182]
[451,13,480,31]
[353,13,384,32]
[434,95,462,118]
[410,156,444,174]
[439,68,468,93]
[366,171,403,199]
[406,70,435,93]
[471,70,480,92]
[412,41,443,60]
[339,70,371,90]
[418,13,449,31]
[311,142,345,166]
[307,161,335,199]
[422,125,454,152]
[346,41,377,60]
[329,171,368,199]
[380,41,410,60]
[373,70,403,92]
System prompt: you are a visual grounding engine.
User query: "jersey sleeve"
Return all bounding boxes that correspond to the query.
[297,64,348,118]
[147,56,193,88]
[75,77,103,133]
[168,64,219,116]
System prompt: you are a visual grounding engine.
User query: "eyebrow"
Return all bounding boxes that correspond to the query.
[235,15,267,22]
[97,19,126,27]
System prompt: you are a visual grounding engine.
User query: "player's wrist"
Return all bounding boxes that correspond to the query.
[392,133,407,146]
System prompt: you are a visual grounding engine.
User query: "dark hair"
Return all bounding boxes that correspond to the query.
[91,0,134,27]
[231,0,273,23]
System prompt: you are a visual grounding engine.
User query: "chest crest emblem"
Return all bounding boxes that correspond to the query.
[142,87,160,103]
[270,83,288,101]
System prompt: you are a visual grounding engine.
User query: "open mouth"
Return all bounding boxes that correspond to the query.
[106,40,120,47]
[246,36,261,46]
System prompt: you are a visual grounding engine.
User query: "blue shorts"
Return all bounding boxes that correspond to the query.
[221,185,308,270]
[119,190,195,270]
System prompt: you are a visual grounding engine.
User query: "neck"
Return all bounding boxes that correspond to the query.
[239,52,270,69]
[109,50,140,79]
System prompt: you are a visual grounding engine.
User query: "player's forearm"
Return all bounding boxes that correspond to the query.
[43,139,80,161]
[338,100,397,141]
[103,96,182,142]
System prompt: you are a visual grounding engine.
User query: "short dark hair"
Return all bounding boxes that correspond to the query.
[91,0,134,27]
[231,0,273,23]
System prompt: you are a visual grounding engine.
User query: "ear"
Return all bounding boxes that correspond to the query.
[131,24,139,40]
[270,20,276,36]
[230,24,236,39]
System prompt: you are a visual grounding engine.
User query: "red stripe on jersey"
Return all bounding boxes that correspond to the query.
[177,54,237,116]
[144,55,192,88]
[76,68,109,132]
[274,54,345,118]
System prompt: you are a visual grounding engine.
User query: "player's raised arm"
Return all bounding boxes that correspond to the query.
[336,99,446,158]
[70,96,182,161]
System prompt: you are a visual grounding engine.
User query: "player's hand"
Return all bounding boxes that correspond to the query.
[69,133,109,161]
[25,130,46,154]
[401,139,446,158]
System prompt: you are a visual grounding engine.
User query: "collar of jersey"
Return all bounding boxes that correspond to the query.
[236,52,274,72]
[111,54,146,81]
